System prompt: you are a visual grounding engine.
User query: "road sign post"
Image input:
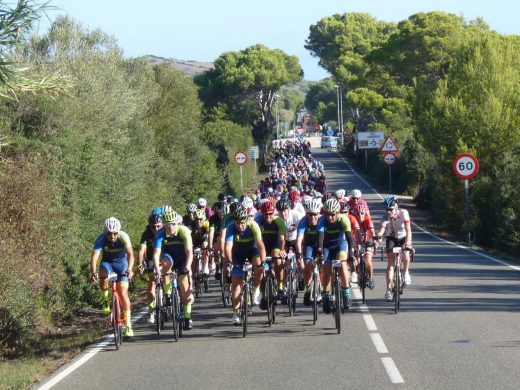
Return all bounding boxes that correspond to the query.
[234,151,248,192]
[452,153,479,244]
[383,152,396,192]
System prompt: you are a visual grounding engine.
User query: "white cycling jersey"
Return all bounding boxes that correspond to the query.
[284,208,303,242]
[380,208,410,240]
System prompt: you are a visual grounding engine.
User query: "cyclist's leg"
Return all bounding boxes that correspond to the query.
[385,238,396,291]
[321,247,332,293]
[98,262,112,312]
[202,240,209,274]
[303,245,315,289]
[337,242,349,288]
[365,247,374,278]
[160,254,174,297]
[111,258,131,328]
[272,248,284,292]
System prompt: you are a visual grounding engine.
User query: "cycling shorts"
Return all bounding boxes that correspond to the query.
[303,245,319,264]
[385,237,406,254]
[231,249,260,277]
[161,253,189,275]
[322,241,348,265]
[100,258,129,283]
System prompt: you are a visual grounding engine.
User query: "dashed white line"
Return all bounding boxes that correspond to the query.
[363,314,377,331]
[382,357,405,384]
[370,333,389,354]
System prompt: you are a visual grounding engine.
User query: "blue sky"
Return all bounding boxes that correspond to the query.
[42,0,520,81]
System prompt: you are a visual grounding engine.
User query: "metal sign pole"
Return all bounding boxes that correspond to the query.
[389,165,392,193]
[240,166,243,192]
[464,179,470,244]
[365,149,368,170]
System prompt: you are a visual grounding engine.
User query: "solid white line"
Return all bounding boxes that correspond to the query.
[381,357,405,384]
[363,314,377,331]
[370,333,389,354]
[335,151,520,271]
[36,308,147,389]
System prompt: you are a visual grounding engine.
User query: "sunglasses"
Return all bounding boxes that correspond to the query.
[307,212,319,217]
[234,219,248,224]
[165,222,177,227]
[326,212,337,216]
[106,232,118,237]
[386,208,396,212]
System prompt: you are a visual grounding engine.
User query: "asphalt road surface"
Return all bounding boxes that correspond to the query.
[36,148,520,390]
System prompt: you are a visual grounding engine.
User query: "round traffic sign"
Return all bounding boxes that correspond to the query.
[383,152,396,166]
[234,151,248,166]
[452,153,479,180]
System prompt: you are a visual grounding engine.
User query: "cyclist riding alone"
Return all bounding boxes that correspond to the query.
[317,198,355,312]
[90,217,135,337]
[376,196,413,302]
[225,205,266,325]
[137,208,164,324]
[152,208,195,330]
[254,199,288,306]
[189,208,213,276]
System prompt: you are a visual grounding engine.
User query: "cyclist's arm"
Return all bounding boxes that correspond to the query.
[90,249,101,276]
[180,226,193,272]
[256,239,267,263]
[137,244,147,269]
[405,220,412,247]
[295,232,304,257]
[208,225,215,250]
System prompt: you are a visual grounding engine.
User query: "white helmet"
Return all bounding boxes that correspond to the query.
[241,196,253,209]
[104,217,121,233]
[302,195,312,206]
[351,189,362,199]
[334,189,346,199]
[304,199,322,214]
[197,198,207,207]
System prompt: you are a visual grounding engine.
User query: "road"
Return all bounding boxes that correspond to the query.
[36,149,520,390]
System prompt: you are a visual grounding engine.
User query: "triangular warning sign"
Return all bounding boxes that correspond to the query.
[380,136,399,152]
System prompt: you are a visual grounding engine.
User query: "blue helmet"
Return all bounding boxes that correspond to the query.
[383,196,398,209]
[151,207,163,215]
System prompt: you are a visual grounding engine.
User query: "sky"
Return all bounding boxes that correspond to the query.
[40,0,520,81]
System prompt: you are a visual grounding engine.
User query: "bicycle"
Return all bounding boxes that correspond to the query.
[391,247,414,314]
[214,250,223,287]
[331,259,346,334]
[264,256,277,326]
[154,275,168,335]
[285,252,299,316]
[193,247,205,297]
[240,260,254,337]
[166,271,183,341]
[357,240,375,304]
[107,272,124,349]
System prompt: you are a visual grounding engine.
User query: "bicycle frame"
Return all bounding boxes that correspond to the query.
[264,256,277,326]
[107,272,124,349]
[331,260,343,334]
[240,260,254,337]
[392,247,404,313]
[285,252,298,316]
[311,256,322,325]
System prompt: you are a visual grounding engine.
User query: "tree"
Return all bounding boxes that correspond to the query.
[195,44,302,145]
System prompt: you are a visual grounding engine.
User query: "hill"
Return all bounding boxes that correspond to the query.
[145,55,214,76]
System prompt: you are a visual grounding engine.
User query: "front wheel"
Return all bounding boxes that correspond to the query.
[334,272,341,334]
[242,284,249,337]
[112,295,120,349]
[394,269,400,314]
[312,273,318,325]
[155,286,162,335]
[359,258,366,304]
[172,290,179,341]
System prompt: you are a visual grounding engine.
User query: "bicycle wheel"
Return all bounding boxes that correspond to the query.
[266,276,273,326]
[291,268,298,314]
[287,270,293,317]
[178,302,183,338]
[155,285,162,334]
[112,294,120,349]
[172,290,179,341]
[312,272,318,325]
[394,267,400,314]
[359,257,366,304]
[117,299,124,346]
[204,274,209,293]
[242,284,249,337]
[334,271,341,334]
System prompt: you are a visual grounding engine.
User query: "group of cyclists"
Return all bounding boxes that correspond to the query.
[89,139,413,337]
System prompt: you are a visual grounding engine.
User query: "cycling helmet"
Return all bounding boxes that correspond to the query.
[213,201,225,213]
[104,217,121,233]
[241,196,253,209]
[194,208,206,220]
[304,198,322,214]
[186,203,197,213]
[233,205,250,221]
[228,201,241,215]
[288,190,300,201]
[261,200,276,215]
[148,212,163,224]
[151,207,163,215]
[383,196,398,209]
[276,198,291,212]
[162,205,173,214]
[351,189,362,199]
[334,189,346,199]
[218,193,226,202]
[302,195,312,206]
[163,209,181,224]
[323,198,341,214]
[197,198,207,207]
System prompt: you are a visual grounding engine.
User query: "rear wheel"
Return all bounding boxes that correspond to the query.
[312,272,318,325]
[155,286,162,335]
[266,277,273,326]
[172,290,179,341]
[242,284,249,337]
[112,294,120,349]
[287,271,293,317]
[394,267,400,314]
[359,257,366,304]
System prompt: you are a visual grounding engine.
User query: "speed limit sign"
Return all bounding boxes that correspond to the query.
[234,151,248,166]
[452,153,479,180]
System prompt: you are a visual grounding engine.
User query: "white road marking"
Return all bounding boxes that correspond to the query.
[363,314,377,331]
[370,333,389,354]
[36,309,147,389]
[382,357,405,384]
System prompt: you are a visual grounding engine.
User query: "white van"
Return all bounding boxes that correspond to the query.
[321,136,338,149]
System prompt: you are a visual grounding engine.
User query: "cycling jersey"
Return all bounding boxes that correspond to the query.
[93,231,132,262]
[380,209,410,240]
[190,220,211,246]
[225,219,263,273]
[297,216,319,247]
[139,226,155,261]
[208,214,222,236]
[317,214,351,247]
[283,209,303,242]
[254,214,287,253]
[154,225,193,272]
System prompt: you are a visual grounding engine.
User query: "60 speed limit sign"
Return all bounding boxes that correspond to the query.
[452,153,479,180]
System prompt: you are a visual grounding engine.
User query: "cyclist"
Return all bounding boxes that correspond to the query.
[152,209,194,330]
[340,201,361,284]
[296,198,322,306]
[197,197,213,219]
[348,189,370,216]
[376,196,413,301]
[288,190,305,216]
[350,204,377,290]
[189,208,212,276]
[208,201,225,278]
[137,208,164,324]
[254,199,287,305]
[225,205,266,325]
[317,198,355,312]
[183,203,197,226]
[334,189,348,203]
[90,217,135,337]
